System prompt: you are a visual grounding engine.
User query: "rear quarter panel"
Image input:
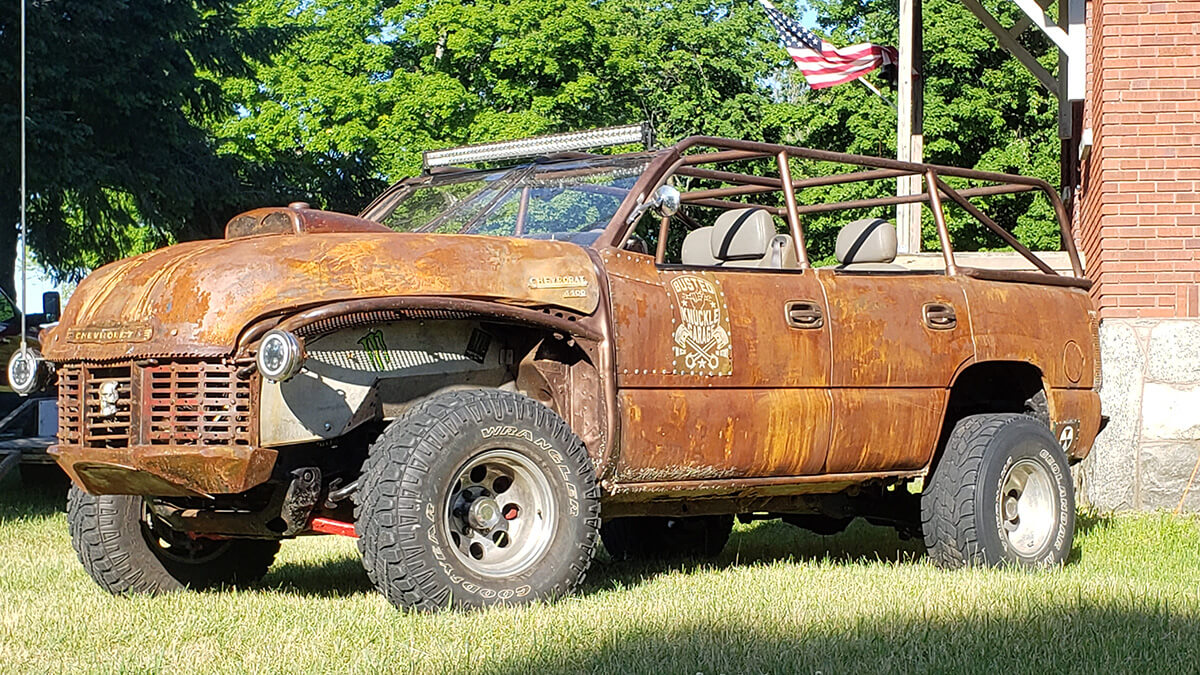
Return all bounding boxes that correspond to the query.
[959,277,1101,460]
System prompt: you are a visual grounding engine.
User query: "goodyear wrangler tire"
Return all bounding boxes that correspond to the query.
[921,414,1075,568]
[66,486,279,594]
[356,389,601,611]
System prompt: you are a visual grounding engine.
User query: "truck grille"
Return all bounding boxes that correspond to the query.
[83,366,133,448]
[57,366,83,446]
[145,363,253,446]
[56,361,255,449]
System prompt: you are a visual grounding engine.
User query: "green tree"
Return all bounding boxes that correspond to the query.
[213,0,789,214]
[0,0,285,296]
[778,0,1063,259]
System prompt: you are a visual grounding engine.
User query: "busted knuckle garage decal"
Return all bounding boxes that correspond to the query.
[668,274,732,377]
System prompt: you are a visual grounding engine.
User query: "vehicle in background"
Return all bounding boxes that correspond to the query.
[0,289,62,485]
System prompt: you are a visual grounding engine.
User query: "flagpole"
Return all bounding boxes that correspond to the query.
[19,0,27,346]
[855,76,896,110]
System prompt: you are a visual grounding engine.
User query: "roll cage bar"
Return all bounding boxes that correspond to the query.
[600,136,1088,289]
[361,135,1088,289]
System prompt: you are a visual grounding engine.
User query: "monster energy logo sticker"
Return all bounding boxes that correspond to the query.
[357,329,391,370]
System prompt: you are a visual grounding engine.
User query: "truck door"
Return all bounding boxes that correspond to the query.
[815,269,975,473]
[603,247,833,482]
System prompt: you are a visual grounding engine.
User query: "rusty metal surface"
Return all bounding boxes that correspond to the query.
[811,268,963,476]
[52,442,276,496]
[42,230,602,363]
[604,470,924,500]
[958,276,1097,389]
[225,206,393,239]
[53,360,267,495]
[815,270,973,388]
[1045,388,1101,461]
[825,389,948,474]
[603,248,835,481]
[615,387,831,481]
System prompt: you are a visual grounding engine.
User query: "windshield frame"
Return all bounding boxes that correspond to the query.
[358,152,663,244]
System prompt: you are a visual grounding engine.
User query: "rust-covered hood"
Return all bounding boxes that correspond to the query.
[43,232,602,362]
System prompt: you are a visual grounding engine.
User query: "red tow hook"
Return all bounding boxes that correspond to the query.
[308,517,357,538]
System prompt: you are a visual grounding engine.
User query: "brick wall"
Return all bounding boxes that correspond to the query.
[1079,1,1200,319]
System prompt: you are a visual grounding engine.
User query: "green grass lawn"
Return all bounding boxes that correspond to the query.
[3,476,1200,674]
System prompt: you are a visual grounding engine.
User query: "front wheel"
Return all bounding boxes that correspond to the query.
[356,390,601,611]
[67,487,279,594]
[921,413,1075,568]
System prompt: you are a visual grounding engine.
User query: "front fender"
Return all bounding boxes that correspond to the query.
[43,232,602,362]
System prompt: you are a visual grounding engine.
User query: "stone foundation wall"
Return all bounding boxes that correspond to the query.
[1078,318,1200,512]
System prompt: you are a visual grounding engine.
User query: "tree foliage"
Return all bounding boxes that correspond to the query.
[0,0,288,295]
[214,0,788,214]
[3,0,1066,285]
[784,0,1063,259]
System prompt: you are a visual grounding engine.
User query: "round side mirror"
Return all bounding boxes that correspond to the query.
[654,185,681,218]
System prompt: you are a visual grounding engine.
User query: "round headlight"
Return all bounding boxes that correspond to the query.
[8,345,46,396]
[257,330,304,382]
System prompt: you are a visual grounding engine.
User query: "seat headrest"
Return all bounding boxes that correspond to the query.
[681,226,718,266]
[836,218,898,265]
[711,209,775,261]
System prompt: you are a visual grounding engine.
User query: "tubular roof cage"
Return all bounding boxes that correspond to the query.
[610,136,1087,286]
[422,123,654,170]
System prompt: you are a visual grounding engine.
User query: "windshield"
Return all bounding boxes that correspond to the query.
[373,156,649,243]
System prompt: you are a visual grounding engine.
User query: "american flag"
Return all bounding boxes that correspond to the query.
[760,0,897,90]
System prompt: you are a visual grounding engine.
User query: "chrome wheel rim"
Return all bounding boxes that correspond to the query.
[998,458,1057,557]
[443,448,556,578]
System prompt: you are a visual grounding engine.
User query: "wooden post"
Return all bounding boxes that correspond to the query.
[896,0,923,254]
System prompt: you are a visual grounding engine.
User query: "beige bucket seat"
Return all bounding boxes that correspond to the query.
[835,218,906,271]
[680,208,798,269]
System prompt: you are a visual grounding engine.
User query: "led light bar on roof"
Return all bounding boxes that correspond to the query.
[423,123,653,169]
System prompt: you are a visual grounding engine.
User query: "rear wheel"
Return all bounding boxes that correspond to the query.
[67,487,279,594]
[601,515,733,561]
[921,413,1074,568]
[356,389,601,611]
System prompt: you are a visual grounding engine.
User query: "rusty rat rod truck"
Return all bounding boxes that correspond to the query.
[13,126,1101,610]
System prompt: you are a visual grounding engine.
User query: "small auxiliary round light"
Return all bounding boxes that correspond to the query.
[257,330,304,382]
[7,345,45,396]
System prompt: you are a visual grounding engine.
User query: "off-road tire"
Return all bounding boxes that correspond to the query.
[355,389,601,611]
[601,515,733,560]
[67,487,280,594]
[922,414,1074,568]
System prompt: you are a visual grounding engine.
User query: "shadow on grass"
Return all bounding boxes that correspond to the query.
[493,602,1200,673]
[249,519,923,600]
[0,472,67,521]
[1068,509,1117,565]
[258,554,375,598]
[584,519,925,595]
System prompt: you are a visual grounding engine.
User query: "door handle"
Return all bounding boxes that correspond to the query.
[785,301,823,329]
[923,303,957,329]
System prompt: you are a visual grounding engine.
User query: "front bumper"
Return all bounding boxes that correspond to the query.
[51,359,277,496]
[51,443,277,496]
